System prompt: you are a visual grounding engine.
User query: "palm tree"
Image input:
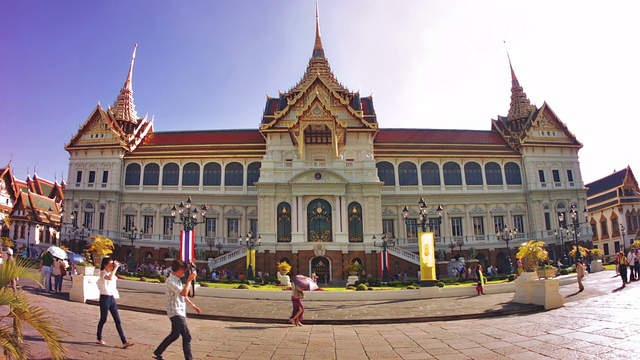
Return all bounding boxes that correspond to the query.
[0,257,68,359]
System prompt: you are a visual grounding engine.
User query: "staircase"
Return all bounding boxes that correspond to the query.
[208,247,246,270]
[387,246,420,265]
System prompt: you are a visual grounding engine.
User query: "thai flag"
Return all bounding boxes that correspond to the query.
[380,250,389,277]
[180,230,195,263]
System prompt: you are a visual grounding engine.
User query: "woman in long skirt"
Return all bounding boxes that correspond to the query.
[289,284,304,326]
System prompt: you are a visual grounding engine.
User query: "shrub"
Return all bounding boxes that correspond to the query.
[158,275,167,283]
[199,282,209,287]
[355,284,368,291]
[560,269,570,275]
[354,280,364,286]
[139,277,147,282]
[508,274,517,282]
[237,284,250,289]
[346,285,356,290]
[406,285,416,290]
[436,281,445,288]
[264,275,278,284]
[367,287,373,291]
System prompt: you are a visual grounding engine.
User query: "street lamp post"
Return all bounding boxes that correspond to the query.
[69,213,89,254]
[402,198,443,287]
[240,231,261,280]
[373,234,395,282]
[620,224,627,253]
[122,224,142,268]
[215,241,224,254]
[555,213,570,266]
[171,196,208,261]
[568,203,589,266]
[448,241,456,254]
[496,225,517,274]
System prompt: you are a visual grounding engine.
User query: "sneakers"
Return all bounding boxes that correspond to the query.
[153,352,164,360]
[96,340,107,345]
[123,342,134,349]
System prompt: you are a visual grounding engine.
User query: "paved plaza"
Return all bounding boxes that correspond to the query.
[15,269,640,359]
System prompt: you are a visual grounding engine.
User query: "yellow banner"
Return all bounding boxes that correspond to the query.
[246,249,255,270]
[418,232,436,281]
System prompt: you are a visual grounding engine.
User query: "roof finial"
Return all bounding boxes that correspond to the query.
[312,0,324,58]
[125,43,137,91]
[505,44,534,123]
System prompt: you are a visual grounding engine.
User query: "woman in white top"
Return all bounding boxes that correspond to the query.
[96,257,133,348]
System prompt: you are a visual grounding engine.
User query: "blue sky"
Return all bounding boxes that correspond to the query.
[1,1,639,184]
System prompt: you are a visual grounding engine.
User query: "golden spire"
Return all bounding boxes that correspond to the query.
[313,0,324,58]
[112,44,139,127]
[506,53,535,123]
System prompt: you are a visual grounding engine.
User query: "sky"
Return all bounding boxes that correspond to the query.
[1,1,639,185]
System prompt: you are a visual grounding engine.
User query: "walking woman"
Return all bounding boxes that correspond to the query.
[52,256,65,294]
[96,257,133,348]
[289,283,305,326]
[576,259,586,292]
[618,251,629,287]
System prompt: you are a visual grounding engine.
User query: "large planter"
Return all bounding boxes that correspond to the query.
[536,268,556,279]
[76,265,96,276]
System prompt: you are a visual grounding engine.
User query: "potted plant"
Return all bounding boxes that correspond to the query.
[516,240,549,273]
[568,245,588,262]
[590,248,604,260]
[276,261,291,276]
[86,235,114,265]
[346,262,363,276]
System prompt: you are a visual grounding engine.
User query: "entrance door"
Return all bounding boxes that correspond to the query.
[311,256,331,284]
[307,198,332,242]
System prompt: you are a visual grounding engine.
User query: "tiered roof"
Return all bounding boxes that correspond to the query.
[586,166,640,213]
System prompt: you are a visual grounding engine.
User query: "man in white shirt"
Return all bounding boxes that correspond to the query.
[628,249,637,281]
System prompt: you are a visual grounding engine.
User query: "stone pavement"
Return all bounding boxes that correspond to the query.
[15,269,639,359]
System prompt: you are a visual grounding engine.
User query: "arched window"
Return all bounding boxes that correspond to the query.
[376,161,395,186]
[277,202,291,242]
[203,162,221,186]
[348,202,363,242]
[224,162,244,186]
[505,162,523,185]
[421,161,441,186]
[143,163,159,185]
[307,198,332,242]
[485,162,503,185]
[443,162,462,185]
[182,162,200,186]
[124,163,140,186]
[162,163,179,186]
[247,162,261,186]
[464,162,483,185]
[398,162,418,186]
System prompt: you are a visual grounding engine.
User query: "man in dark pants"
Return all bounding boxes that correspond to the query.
[153,260,200,360]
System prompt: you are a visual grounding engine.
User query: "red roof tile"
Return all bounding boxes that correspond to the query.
[376,128,508,145]
[141,130,265,146]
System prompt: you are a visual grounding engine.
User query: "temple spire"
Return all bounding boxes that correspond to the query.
[506,53,534,123]
[111,44,140,128]
[312,0,324,58]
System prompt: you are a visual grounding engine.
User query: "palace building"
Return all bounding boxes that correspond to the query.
[0,165,64,255]
[63,12,588,281]
[586,166,640,258]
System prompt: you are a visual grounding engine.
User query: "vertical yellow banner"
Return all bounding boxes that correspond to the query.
[419,232,436,282]
[246,249,255,270]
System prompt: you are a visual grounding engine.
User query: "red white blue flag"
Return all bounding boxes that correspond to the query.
[180,230,195,263]
[379,250,389,277]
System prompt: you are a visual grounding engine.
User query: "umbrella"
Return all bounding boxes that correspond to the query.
[47,246,67,260]
[293,274,319,291]
[65,251,86,264]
